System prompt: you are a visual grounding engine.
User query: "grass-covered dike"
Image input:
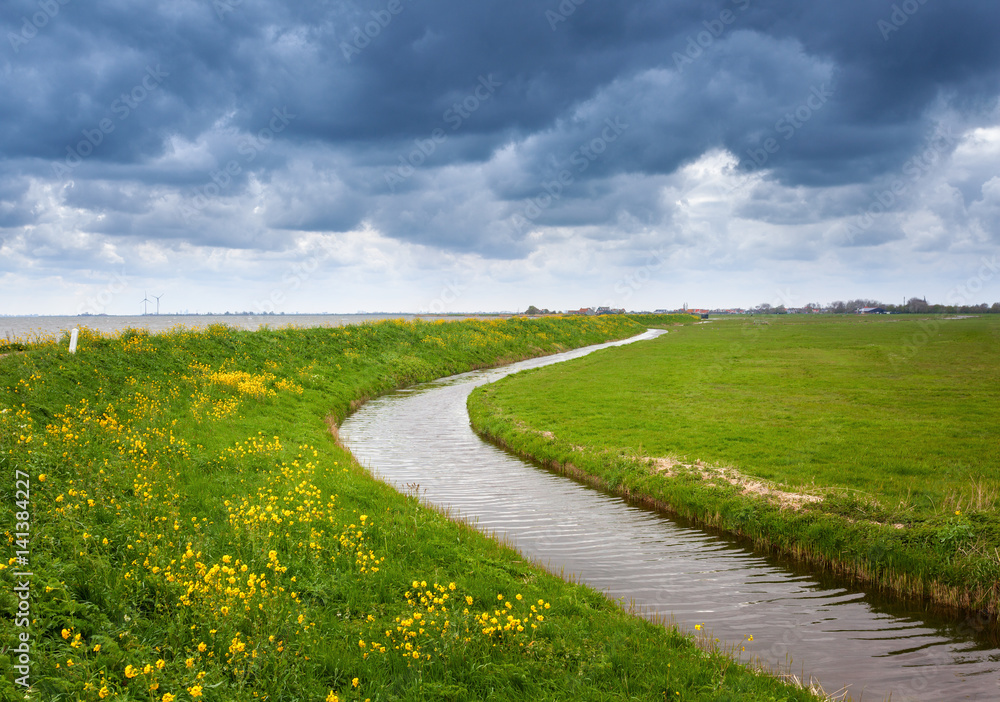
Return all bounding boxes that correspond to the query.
[468,314,1000,629]
[0,315,821,701]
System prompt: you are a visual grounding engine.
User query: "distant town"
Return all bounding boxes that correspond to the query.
[529,298,1000,317]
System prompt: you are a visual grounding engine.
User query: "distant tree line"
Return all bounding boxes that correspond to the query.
[753,298,1000,314]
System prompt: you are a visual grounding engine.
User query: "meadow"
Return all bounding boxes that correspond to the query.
[0,315,821,701]
[469,314,1000,621]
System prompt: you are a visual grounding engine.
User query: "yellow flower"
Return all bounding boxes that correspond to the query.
[189,685,203,698]
[197,642,207,652]
[155,659,165,669]
[93,644,102,652]
[955,510,962,516]
[185,657,195,668]
[352,678,360,688]
[98,687,109,699]
[162,695,176,702]
[125,665,138,678]
[695,624,702,631]
[325,693,339,702]
[61,628,71,639]
[143,664,153,675]
[38,474,46,482]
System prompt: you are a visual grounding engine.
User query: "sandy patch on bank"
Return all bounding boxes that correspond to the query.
[529,419,823,511]
[650,456,823,511]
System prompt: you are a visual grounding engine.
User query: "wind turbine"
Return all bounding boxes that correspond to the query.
[141,291,151,316]
[153,293,164,315]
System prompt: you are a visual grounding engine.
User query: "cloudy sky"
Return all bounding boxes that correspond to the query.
[2,0,998,315]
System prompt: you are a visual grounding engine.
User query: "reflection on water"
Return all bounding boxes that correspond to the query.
[340,331,1000,702]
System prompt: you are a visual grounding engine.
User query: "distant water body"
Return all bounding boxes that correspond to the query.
[0,314,493,341]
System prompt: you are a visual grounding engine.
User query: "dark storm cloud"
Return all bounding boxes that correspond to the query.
[1,0,998,257]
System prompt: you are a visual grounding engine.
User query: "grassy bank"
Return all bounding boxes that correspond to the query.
[0,316,819,701]
[468,314,1000,624]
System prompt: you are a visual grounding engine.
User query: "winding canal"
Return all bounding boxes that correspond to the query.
[339,330,999,701]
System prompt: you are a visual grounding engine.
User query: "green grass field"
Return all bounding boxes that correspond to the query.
[469,314,1000,618]
[1,315,820,701]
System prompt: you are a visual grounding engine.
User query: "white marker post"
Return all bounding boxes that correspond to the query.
[69,328,79,354]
